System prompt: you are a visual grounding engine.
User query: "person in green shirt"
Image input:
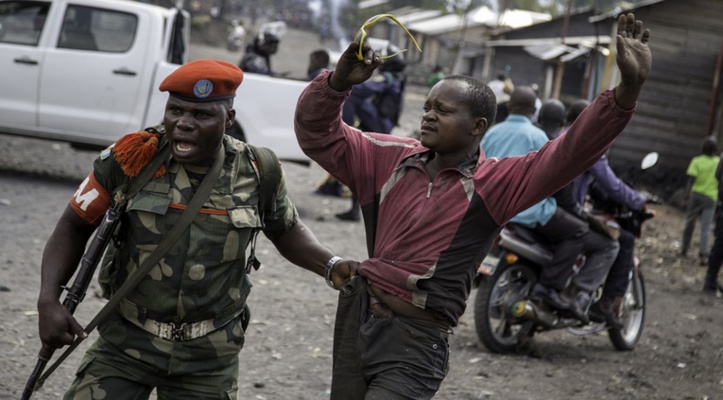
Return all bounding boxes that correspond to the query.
[703,156,723,294]
[681,136,720,265]
[426,65,446,87]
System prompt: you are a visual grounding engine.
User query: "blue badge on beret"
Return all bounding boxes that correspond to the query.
[100,147,112,160]
[193,79,214,98]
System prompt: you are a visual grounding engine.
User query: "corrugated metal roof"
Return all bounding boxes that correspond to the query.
[358,0,389,10]
[404,6,550,35]
[497,9,552,28]
[589,0,667,22]
[395,9,444,24]
[522,40,610,63]
[406,13,467,35]
[487,36,611,47]
[524,44,574,60]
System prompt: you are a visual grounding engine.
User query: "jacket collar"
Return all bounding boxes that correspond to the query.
[399,147,479,178]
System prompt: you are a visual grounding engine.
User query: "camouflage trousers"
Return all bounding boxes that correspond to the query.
[64,334,241,400]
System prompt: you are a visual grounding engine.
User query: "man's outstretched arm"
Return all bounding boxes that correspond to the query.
[484,13,652,223]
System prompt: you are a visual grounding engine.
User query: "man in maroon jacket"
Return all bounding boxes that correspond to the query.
[295,14,652,400]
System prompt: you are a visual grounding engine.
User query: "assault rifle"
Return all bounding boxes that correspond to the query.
[21,195,126,400]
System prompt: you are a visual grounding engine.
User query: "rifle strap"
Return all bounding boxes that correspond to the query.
[244,144,281,273]
[37,144,225,387]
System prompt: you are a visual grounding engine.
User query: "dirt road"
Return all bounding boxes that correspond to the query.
[2,26,723,400]
[3,132,723,400]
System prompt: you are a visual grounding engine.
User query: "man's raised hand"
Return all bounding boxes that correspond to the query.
[329,42,382,92]
[615,13,652,110]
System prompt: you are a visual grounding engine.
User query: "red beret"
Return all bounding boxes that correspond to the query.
[159,59,244,102]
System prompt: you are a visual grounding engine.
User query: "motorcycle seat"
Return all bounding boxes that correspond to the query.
[507,223,553,247]
[499,223,555,266]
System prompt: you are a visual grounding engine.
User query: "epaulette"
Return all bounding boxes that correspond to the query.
[113,129,166,178]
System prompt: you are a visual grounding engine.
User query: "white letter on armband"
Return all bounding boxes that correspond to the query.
[73,177,99,212]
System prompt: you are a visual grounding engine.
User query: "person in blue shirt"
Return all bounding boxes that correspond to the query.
[481,87,588,311]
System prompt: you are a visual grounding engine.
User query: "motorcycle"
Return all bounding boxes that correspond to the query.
[473,152,659,353]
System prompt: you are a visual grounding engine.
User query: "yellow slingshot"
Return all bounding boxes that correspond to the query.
[354,14,423,61]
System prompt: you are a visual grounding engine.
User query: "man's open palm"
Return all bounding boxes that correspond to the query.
[616,13,652,88]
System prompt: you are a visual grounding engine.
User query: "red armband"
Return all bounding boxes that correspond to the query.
[70,173,111,225]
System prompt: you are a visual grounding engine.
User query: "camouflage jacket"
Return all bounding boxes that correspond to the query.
[78,134,297,368]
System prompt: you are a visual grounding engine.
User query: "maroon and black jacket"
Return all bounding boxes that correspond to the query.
[295,71,634,327]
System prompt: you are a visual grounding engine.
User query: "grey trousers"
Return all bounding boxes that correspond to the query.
[682,192,716,257]
[571,230,620,292]
[534,207,589,290]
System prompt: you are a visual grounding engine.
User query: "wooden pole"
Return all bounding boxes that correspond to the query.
[706,39,723,138]
[552,0,574,99]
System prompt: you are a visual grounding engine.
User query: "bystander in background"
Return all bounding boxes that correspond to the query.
[487,72,514,124]
[307,49,330,81]
[681,136,720,265]
[535,98,566,140]
[704,155,723,295]
[427,65,446,87]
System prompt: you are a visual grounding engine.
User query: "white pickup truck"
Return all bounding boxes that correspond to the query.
[0,0,310,163]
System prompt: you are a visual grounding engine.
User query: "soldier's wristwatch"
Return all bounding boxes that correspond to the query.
[325,256,343,289]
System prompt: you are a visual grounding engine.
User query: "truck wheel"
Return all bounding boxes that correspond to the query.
[226,122,246,142]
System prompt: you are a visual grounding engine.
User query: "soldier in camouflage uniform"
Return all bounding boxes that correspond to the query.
[36,59,356,399]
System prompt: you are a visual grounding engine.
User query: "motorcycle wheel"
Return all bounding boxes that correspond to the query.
[608,270,646,351]
[474,263,536,353]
